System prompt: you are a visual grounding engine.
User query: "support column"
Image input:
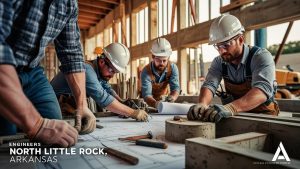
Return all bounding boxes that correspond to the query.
[148,0,158,40]
[177,0,187,94]
[255,28,267,48]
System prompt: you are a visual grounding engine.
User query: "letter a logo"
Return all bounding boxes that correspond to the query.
[272,142,290,161]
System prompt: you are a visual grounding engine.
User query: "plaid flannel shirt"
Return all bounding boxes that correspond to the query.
[0,0,84,73]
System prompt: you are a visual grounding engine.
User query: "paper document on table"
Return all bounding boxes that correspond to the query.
[157,102,194,114]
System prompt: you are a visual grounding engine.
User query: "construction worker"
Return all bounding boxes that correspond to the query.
[0,1,94,147]
[187,14,279,123]
[141,38,180,108]
[51,43,149,122]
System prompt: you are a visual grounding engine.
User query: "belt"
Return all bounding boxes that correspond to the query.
[16,66,33,73]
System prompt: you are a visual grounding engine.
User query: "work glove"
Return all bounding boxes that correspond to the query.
[130,109,149,122]
[187,103,208,120]
[201,103,237,123]
[74,107,96,134]
[28,118,78,148]
[165,95,175,103]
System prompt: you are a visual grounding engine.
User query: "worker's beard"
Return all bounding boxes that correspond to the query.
[221,51,241,63]
[154,63,167,71]
[221,53,235,63]
[100,72,113,81]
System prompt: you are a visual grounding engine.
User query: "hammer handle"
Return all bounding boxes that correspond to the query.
[104,147,139,165]
[136,139,168,149]
[119,135,148,141]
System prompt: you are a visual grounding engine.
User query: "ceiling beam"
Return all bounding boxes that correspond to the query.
[98,0,119,5]
[78,11,101,20]
[79,5,108,15]
[78,16,98,22]
[78,19,98,24]
[78,0,114,10]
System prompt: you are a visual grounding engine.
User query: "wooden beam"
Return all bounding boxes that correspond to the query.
[78,16,98,23]
[79,5,109,15]
[98,0,119,5]
[170,0,177,33]
[78,19,98,24]
[129,0,300,60]
[220,0,256,13]
[79,22,91,27]
[148,0,157,40]
[79,11,101,20]
[78,0,114,10]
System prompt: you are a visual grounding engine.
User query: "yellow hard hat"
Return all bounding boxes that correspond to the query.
[94,47,103,55]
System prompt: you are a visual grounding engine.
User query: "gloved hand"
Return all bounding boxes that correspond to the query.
[201,103,237,123]
[74,107,96,134]
[187,103,208,120]
[28,118,78,147]
[130,109,149,122]
[165,95,175,103]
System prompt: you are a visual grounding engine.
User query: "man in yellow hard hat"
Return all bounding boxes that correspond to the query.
[51,43,149,122]
[187,14,279,123]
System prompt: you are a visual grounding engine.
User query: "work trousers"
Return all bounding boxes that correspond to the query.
[0,66,62,135]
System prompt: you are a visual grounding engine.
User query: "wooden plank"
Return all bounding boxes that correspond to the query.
[215,132,267,151]
[79,5,109,15]
[216,116,300,159]
[98,0,119,5]
[220,0,256,13]
[186,137,300,169]
[79,11,101,20]
[78,0,114,10]
[148,0,157,40]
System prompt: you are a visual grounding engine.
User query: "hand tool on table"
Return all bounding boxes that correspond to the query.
[135,139,168,149]
[118,131,153,141]
[101,143,139,165]
[118,131,168,149]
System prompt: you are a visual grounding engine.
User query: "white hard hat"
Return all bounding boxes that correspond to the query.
[150,38,172,57]
[103,43,130,73]
[208,14,245,45]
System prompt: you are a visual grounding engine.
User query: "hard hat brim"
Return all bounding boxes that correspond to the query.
[151,50,172,57]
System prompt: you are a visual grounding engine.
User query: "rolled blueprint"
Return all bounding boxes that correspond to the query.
[157,102,194,114]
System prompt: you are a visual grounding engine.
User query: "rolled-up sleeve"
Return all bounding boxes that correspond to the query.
[202,57,223,95]
[55,2,84,74]
[141,68,153,98]
[85,65,114,107]
[0,1,17,66]
[251,49,276,99]
[169,63,180,93]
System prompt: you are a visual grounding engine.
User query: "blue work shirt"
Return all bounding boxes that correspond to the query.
[0,0,84,73]
[202,44,276,99]
[51,60,115,107]
[141,62,180,98]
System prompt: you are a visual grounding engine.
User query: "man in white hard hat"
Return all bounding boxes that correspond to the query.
[51,43,149,122]
[141,38,180,108]
[187,14,279,123]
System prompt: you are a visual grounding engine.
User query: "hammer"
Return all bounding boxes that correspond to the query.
[118,131,153,141]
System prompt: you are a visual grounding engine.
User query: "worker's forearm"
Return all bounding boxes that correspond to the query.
[231,88,267,113]
[106,99,134,116]
[199,87,213,105]
[65,72,87,109]
[170,90,179,101]
[0,65,41,133]
[144,96,157,108]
